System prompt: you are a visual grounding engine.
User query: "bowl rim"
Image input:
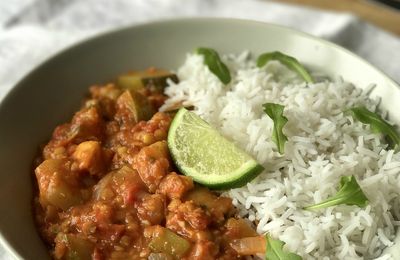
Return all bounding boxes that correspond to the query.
[1,17,399,259]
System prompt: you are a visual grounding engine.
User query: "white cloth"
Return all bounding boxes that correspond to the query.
[0,0,399,259]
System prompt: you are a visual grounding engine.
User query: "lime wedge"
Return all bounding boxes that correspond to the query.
[168,108,264,189]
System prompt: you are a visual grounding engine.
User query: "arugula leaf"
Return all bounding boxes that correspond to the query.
[265,235,302,260]
[263,103,288,154]
[304,175,368,210]
[196,47,231,84]
[257,51,314,83]
[349,106,400,150]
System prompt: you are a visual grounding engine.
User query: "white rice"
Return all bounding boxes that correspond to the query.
[161,52,400,259]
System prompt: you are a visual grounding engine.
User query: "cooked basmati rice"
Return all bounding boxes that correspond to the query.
[161,51,400,259]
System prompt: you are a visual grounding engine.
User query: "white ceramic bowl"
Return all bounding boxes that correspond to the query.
[0,18,399,259]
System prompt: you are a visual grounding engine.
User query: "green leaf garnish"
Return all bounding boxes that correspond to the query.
[263,103,288,154]
[304,175,368,210]
[349,106,400,150]
[196,47,231,84]
[257,51,314,83]
[265,234,302,260]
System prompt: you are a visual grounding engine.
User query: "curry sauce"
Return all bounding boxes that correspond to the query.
[33,70,259,260]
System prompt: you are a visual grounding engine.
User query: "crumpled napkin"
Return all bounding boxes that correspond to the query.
[1,0,400,258]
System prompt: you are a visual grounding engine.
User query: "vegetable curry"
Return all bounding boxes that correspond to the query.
[33,68,260,259]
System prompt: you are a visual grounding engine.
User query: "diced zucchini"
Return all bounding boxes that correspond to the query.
[55,233,94,260]
[45,173,82,211]
[94,166,144,203]
[116,90,155,123]
[117,69,178,92]
[35,159,82,210]
[149,227,191,259]
[117,75,144,91]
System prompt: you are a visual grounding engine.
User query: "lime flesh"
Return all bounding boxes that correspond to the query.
[168,108,264,189]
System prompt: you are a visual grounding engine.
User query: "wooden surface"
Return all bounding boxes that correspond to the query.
[275,0,400,36]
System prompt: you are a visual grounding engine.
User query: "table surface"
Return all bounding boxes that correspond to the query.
[276,0,400,35]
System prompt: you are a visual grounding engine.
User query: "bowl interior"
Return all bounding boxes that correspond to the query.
[0,18,399,259]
